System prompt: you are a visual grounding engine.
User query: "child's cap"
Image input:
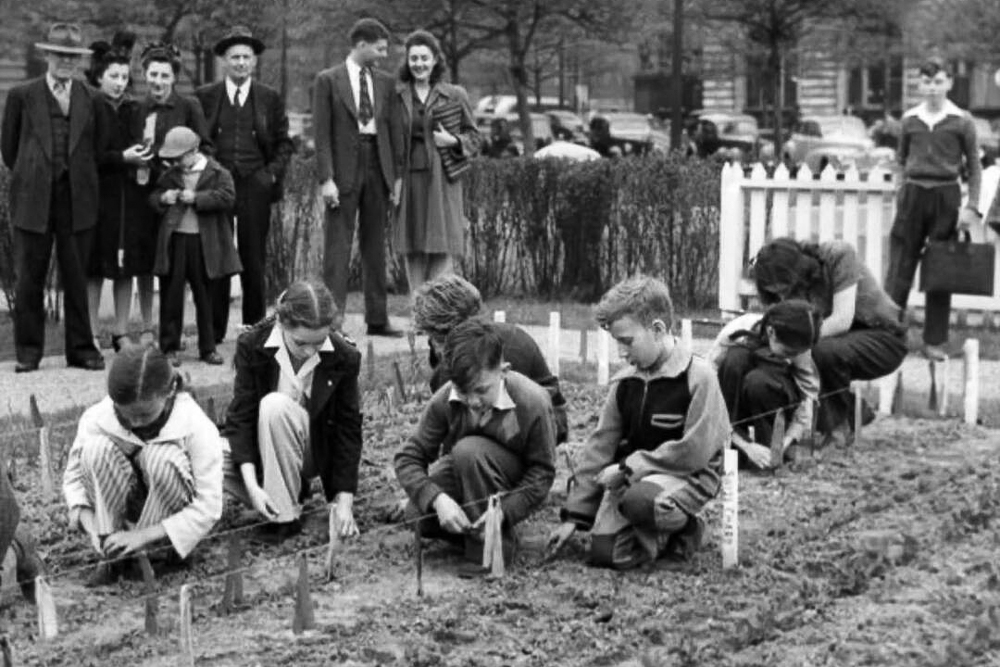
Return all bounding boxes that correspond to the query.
[159,126,199,158]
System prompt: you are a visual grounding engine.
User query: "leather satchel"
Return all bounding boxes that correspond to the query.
[431,99,470,183]
[920,231,995,296]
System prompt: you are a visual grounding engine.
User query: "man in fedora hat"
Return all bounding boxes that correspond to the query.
[1,23,106,372]
[196,26,293,341]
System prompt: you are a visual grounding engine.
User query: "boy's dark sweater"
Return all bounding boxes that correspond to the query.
[899,103,981,207]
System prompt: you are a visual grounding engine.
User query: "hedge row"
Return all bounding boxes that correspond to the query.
[0,153,723,313]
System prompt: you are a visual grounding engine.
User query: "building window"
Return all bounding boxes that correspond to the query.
[848,58,903,114]
[745,52,797,112]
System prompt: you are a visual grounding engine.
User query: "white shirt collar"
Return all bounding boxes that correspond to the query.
[187,153,208,173]
[225,77,251,106]
[94,393,197,445]
[46,72,71,94]
[263,323,334,353]
[447,378,516,411]
[904,99,964,129]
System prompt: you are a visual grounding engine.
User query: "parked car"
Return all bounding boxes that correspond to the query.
[972,115,999,167]
[534,141,601,161]
[588,112,658,156]
[478,112,554,157]
[688,110,761,161]
[783,115,895,173]
[545,110,587,143]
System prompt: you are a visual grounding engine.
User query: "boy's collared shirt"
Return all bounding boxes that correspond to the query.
[899,98,980,205]
[448,378,516,428]
[264,323,334,406]
[905,99,964,131]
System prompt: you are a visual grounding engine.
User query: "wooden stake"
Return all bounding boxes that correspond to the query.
[769,411,785,470]
[720,448,739,570]
[36,576,57,640]
[325,507,340,583]
[680,318,693,349]
[481,495,505,578]
[892,370,905,415]
[597,329,610,386]
[928,361,938,411]
[37,426,53,497]
[939,358,950,417]
[414,521,424,597]
[878,370,899,415]
[548,312,561,376]
[220,535,244,615]
[852,381,864,447]
[493,310,506,323]
[0,635,13,667]
[178,584,194,666]
[578,327,588,364]
[292,555,315,634]
[366,341,376,381]
[206,396,217,425]
[137,554,159,636]
[392,360,407,403]
[28,395,42,464]
[964,339,980,426]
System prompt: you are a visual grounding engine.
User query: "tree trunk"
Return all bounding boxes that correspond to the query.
[770,44,784,161]
[506,22,534,156]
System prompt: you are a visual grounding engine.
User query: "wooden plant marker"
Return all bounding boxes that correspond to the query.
[493,310,506,323]
[852,381,865,446]
[366,341,376,381]
[964,339,980,426]
[578,327,588,364]
[37,426,54,498]
[35,576,58,640]
[892,370,904,415]
[878,370,899,416]
[206,396,217,425]
[927,360,948,415]
[28,395,43,464]
[137,554,159,636]
[178,584,194,666]
[720,448,739,570]
[680,318,693,349]
[481,495,505,578]
[414,522,424,597]
[292,554,315,634]
[325,509,340,583]
[0,635,14,667]
[219,535,244,615]
[548,312,561,376]
[392,360,407,403]
[769,411,786,470]
[597,329,610,386]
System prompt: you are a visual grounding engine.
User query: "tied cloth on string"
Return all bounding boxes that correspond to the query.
[481,494,505,577]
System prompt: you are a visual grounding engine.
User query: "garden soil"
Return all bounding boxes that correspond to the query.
[2,378,999,666]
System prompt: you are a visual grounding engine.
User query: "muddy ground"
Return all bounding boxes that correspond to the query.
[2,379,999,667]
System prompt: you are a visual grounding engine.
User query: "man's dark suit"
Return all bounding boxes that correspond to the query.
[313,62,400,326]
[1,76,103,366]
[197,79,294,335]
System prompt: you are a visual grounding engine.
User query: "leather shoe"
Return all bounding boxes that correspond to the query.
[200,351,224,365]
[68,357,105,371]
[14,361,39,373]
[366,324,405,338]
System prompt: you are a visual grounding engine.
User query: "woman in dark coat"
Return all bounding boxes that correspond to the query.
[85,32,157,352]
[392,30,481,295]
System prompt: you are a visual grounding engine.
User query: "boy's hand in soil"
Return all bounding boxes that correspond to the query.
[103,524,166,558]
[595,463,627,490]
[732,433,772,469]
[247,484,280,521]
[433,493,471,534]
[546,522,576,558]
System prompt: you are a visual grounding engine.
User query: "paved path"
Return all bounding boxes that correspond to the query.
[0,310,993,422]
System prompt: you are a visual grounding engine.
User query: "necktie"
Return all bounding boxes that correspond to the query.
[52,80,70,116]
[358,67,373,126]
[234,87,242,107]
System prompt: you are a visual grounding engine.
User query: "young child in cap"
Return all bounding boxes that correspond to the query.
[548,276,729,569]
[150,126,240,365]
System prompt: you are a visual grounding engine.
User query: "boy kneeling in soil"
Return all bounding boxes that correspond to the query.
[394,320,556,575]
[548,277,729,569]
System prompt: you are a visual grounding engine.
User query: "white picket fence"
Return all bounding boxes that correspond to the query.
[717,162,1000,316]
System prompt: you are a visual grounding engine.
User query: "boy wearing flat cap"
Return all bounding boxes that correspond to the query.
[1,23,106,373]
[150,126,241,366]
[196,26,293,341]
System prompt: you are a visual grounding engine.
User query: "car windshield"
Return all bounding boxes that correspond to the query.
[815,117,867,139]
[601,113,651,131]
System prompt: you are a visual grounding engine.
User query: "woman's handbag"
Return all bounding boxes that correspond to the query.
[920,230,996,296]
[431,99,470,182]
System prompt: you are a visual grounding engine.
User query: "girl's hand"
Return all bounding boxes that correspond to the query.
[102,529,151,558]
[433,124,459,148]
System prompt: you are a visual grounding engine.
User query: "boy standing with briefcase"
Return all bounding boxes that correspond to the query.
[883,56,983,361]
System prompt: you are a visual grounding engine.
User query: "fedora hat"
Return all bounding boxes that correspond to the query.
[35,23,92,56]
[213,26,265,56]
[159,126,200,159]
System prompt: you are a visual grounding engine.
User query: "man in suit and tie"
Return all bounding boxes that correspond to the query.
[1,23,105,372]
[313,18,403,337]
[197,26,294,342]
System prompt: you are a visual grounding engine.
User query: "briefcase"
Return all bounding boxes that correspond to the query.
[920,231,995,296]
